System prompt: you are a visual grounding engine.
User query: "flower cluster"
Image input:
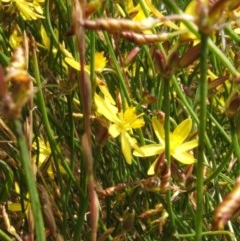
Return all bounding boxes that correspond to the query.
[94,89,198,171]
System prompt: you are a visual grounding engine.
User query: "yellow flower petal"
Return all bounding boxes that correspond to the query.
[8,202,24,212]
[65,57,80,71]
[32,138,51,167]
[145,0,179,29]
[109,123,121,138]
[123,107,144,128]
[131,118,145,129]
[147,158,158,175]
[94,52,107,72]
[95,94,119,123]
[172,118,192,145]
[8,182,29,211]
[125,133,144,156]
[121,132,132,164]
[9,29,22,48]
[172,151,196,164]
[97,80,116,105]
[176,139,198,152]
[33,1,44,15]
[133,144,164,157]
[124,107,137,122]
[65,52,107,73]
[41,25,50,49]
[179,0,199,42]
[126,0,150,21]
[15,0,44,20]
[152,117,165,144]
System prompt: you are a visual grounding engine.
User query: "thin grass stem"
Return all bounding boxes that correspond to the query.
[163,77,177,238]
[230,119,240,168]
[13,120,46,241]
[195,33,208,241]
[0,230,13,241]
[103,32,131,105]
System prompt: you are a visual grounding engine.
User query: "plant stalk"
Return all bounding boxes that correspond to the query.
[230,119,240,167]
[13,120,46,241]
[164,77,176,238]
[195,33,208,241]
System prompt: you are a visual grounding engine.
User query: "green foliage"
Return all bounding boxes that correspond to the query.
[1,0,240,241]
[0,160,13,203]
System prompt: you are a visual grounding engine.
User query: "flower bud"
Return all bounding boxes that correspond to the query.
[225,90,240,119]
[123,47,140,67]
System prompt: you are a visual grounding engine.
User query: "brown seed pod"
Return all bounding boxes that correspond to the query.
[140,176,161,192]
[209,0,240,19]
[122,47,140,66]
[212,177,240,230]
[5,48,28,83]
[154,152,171,192]
[96,183,127,197]
[80,17,159,33]
[0,66,7,98]
[0,45,32,119]
[120,31,169,44]
[178,44,201,68]
[139,203,164,219]
[151,49,167,74]
[225,90,240,119]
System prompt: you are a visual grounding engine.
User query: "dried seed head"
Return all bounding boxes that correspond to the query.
[81,17,159,33]
[123,47,140,67]
[152,49,167,74]
[0,46,32,119]
[154,152,171,192]
[179,44,201,68]
[140,176,161,192]
[212,177,240,230]
[225,90,240,119]
[121,31,169,44]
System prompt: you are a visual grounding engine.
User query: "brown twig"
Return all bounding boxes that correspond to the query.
[72,1,99,240]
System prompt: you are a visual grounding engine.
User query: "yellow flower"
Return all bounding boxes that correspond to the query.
[8,182,29,212]
[144,0,178,30]
[126,0,150,21]
[85,52,107,73]
[34,138,51,165]
[8,138,66,213]
[134,117,198,175]
[40,24,51,50]
[9,28,22,48]
[64,51,108,73]
[179,0,199,42]
[2,0,45,20]
[33,138,66,179]
[40,24,59,55]
[95,94,145,164]
[117,0,178,29]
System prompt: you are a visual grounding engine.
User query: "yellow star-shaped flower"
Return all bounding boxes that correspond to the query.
[95,94,145,164]
[134,117,198,175]
[64,51,107,73]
